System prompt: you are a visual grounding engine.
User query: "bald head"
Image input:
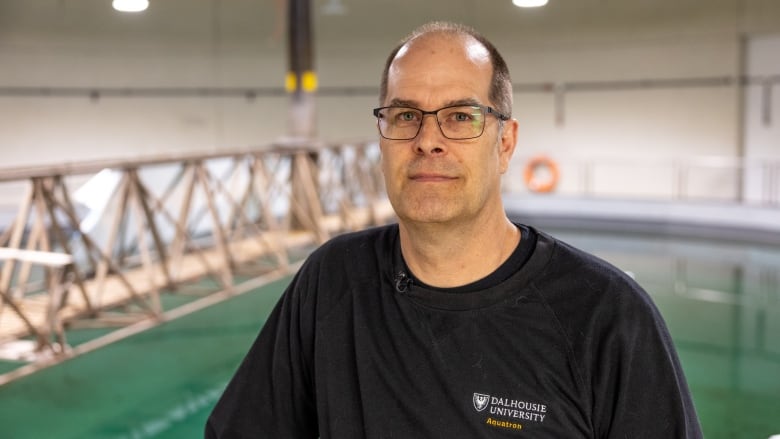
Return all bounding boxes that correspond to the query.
[379,22,513,117]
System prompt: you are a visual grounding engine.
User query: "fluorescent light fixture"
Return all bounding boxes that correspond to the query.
[322,0,347,15]
[513,0,548,7]
[112,0,149,12]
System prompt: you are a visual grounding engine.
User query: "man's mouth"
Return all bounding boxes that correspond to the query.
[409,173,457,182]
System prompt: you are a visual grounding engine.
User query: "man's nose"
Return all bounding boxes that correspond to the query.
[414,114,446,155]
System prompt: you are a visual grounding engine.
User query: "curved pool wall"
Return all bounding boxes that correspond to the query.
[506,195,780,246]
[508,195,780,439]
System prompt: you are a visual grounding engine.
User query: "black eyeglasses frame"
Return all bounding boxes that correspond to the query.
[372,104,510,141]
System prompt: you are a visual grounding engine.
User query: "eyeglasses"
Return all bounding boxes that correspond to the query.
[372,104,510,140]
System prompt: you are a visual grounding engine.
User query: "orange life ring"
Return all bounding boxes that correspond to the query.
[523,156,560,193]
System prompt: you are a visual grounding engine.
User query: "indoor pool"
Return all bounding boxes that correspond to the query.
[0,228,778,439]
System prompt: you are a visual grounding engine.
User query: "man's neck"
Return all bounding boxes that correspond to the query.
[398,214,520,288]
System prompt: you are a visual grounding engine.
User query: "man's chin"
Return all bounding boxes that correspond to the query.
[397,208,459,225]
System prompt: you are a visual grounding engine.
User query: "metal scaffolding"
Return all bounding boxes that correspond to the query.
[0,141,393,382]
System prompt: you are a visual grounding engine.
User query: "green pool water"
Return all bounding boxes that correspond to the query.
[0,230,778,438]
[0,277,289,439]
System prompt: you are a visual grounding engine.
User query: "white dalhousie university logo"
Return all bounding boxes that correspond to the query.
[473,393,490,412]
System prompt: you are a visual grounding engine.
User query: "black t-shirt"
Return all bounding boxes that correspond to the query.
[206,224,702,438]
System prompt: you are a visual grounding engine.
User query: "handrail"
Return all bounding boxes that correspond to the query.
[0,139,370,182]
[506,155,780,207]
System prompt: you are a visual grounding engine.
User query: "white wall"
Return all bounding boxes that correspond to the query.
[0,1,778,202]
[0,33,291,164]
[743,34,780,204]
[508,35,741,158]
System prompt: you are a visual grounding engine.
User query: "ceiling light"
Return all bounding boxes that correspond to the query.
[112,0,149,12]
[513,0,548,7]
[322,0,347,15]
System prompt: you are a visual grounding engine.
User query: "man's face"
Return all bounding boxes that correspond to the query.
[379,34,517,227]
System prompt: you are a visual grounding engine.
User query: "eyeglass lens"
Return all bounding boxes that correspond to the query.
[377,106,486,140]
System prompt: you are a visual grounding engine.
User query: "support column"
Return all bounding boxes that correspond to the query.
[286,0,317,139]
[286,0,322,235]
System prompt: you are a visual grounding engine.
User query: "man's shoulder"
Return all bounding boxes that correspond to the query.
[535,232,672,355]
[538,231,639,291]
[533,230,656,318]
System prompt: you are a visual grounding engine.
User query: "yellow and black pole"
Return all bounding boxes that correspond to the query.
[286,0,317,139]
[286,0,326,239]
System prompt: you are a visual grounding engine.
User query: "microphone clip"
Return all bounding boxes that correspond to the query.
[394,271,413,293]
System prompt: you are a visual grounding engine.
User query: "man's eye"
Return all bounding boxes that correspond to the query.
[447,111,478,123]
[399,112,417,121]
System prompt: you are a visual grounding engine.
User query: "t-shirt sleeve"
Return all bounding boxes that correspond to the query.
[205,268,318,438]
[590,283,703,439]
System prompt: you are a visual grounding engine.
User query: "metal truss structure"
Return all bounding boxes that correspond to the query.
[0,141,393,381]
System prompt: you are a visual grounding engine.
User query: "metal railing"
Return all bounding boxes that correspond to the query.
[0,141,393,376]
[506,155,780,206]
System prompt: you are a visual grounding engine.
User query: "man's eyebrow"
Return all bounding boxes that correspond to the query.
[386,98,483,109]
[387,98,418,107]
[443,98,481,107]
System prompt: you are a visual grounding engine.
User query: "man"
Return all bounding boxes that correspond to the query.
[206,22,702,438]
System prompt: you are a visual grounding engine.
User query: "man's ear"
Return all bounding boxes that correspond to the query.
[499,118,519,174]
